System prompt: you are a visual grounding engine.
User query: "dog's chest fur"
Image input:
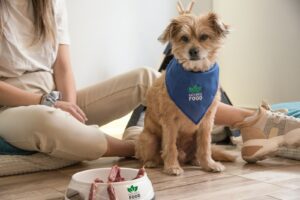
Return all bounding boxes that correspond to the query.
[145,71,220,139]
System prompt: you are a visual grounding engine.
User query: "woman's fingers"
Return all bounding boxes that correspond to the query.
[69,107,85,123]
[55,101,87,123]
[75,105,88,121]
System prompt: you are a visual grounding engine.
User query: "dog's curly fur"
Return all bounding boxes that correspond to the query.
[136,12,236,175]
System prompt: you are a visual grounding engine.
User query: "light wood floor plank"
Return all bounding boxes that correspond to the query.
[268,188,300,200]
[0,150,299,200]
[156,180,289,200]
[239,165,300,190]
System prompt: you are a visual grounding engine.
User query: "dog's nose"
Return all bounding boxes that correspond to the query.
[189,48,199,59]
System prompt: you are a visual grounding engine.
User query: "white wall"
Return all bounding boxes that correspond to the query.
[66,0,171,88]
[66,0,211,89]
[67,0,300,108]
[213,0,300,107]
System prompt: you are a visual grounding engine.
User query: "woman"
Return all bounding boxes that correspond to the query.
[0,0,298,162]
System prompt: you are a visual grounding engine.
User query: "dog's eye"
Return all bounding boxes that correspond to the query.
[181,36,189,43]
[199,34,209,41]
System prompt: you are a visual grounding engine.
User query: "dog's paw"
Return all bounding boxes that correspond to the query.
[202,161,225,172]
[144,161,159,168]
[163,165,184,176]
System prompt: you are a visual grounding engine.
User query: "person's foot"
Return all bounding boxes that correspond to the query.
[122,124,143,159]
[122,126,143,142]
[122,110,145,142]
[234,106,300,163]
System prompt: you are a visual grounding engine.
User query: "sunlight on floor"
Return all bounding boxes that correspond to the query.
[100,112,132,139]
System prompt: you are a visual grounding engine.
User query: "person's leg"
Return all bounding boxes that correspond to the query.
[218,102,300,163]
[76,67,160,156]
[77,67,160,126]
[0,105,114,160]
[215,102,254,126]
[103,135,134,157]
[0,68,161,160]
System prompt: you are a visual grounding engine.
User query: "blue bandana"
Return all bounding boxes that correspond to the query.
[165,58,219,124]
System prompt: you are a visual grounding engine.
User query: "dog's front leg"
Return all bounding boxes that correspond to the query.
[194,106,225,172]
[137,128,162,168]
[161,123,183,175]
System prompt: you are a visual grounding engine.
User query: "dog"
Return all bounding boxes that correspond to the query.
[136,12,236,176]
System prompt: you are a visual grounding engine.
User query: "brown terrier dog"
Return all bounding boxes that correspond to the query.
[136,12,236,176]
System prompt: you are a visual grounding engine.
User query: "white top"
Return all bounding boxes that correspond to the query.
[0,0,70,78]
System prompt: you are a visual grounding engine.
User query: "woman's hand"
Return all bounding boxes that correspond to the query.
[55,101,88,123]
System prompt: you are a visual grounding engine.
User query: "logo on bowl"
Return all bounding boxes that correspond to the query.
[127,185,141,199]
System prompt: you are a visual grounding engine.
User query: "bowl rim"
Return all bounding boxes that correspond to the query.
[71,167,148,185]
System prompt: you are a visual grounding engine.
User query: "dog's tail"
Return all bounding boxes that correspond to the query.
[211,145,237,162]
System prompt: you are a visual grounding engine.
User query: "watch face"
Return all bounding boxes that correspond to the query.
[44,100,54,107]
[42,91,61,107]
[50,91,61,101]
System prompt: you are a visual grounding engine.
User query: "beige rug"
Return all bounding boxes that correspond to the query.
[0,153,78,177]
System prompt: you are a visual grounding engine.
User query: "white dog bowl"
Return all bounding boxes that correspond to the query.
[65,168,155,200]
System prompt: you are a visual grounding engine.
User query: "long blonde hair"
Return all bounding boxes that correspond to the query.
[0,0,56,44]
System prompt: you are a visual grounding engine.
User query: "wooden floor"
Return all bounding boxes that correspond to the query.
[0,148,299,200]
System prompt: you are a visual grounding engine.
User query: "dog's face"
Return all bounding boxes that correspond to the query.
[160,12,229,72]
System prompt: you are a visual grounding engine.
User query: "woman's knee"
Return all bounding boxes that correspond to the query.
[132,67,160,105]
[0,106,70,152]
[136,67,160,87]
[25,107,85,154]
[26,106,74,143]
[29,106,69,129]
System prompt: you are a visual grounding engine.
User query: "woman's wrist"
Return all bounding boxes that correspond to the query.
[37,94,44,105]
[39,91,62,107]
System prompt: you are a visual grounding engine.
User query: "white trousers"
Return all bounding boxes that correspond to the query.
[0,67,159,160]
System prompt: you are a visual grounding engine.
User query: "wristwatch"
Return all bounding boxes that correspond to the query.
[40,91,62,107]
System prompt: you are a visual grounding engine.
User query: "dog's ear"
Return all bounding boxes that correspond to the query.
[158,19,181,44]
[207,12,229,37]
